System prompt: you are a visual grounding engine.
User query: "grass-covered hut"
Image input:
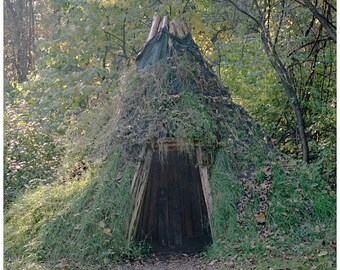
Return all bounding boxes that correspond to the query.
[5,15,335,268]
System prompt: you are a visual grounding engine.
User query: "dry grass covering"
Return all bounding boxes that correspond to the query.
[4,51,336,268]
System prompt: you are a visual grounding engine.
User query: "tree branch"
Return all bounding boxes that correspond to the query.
[324,0,336,11]
[288,36,332,56]
[211,26,227,43]
[301,0,336,42]
[274,0,285,47]
[226,0,262,27]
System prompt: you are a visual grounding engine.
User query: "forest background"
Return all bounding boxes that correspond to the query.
[3,0,337,268]
[4,0,336,204]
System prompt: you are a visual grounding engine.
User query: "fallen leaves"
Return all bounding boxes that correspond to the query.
[51,242,336,270]
[260,182,268,190]
[317,250,328,257]
[330,241,336,251]
[262,166,272,177]
[98,220,112,236]
[207,259,217,266]
[315,225,320,233]
[98,220,105,228]
[328,261,334,267]
[223,261,235,267]
[121,253,226,269]
[238,164,273,238]
[255,212,266,224]
[237,164,272,228]
[55,262,68,269]
[103,227,112,236]
[103,257,109,265]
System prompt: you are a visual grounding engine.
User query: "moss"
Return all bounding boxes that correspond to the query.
[172,91,218,148]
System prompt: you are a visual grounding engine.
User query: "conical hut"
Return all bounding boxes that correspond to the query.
[4,14,335,266]
[111,15,272,251]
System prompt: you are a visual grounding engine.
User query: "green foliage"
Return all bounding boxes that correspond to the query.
[5,0,335,204]
[192,0,336,185]
[4,82,61,205]
[171,91,219,148]
[218,31,335,184]
[5,174,85,258]
[4,0,336,268]
[207,143,267,258]
[218,36,283,132]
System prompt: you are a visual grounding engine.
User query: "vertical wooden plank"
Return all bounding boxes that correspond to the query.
[193,180,204,236]
[168,20,176,48]
[147,15,161,42]
[186,162,194,236]
[131,146,147,193]
[182,155,194,238]
[179,18,189,35]
[138,165,152,239]
[128,148,153,241]
[132,144,213,247]
[194,156,206,235]
[157,187,169,246]
[168,184,174,245]
[159,15,169,31]
[169,18,186,37]
[148,155,161,240]
[167,156,174,245]
[174,165,183,246]
[178,153,186,237]
[196,148,213,219]
[169,183,182,245]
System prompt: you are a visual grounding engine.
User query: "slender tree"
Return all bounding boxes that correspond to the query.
[4,0,35,82]
[226,0,310,162]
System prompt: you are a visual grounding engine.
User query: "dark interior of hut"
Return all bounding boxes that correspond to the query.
[136,149,212,254]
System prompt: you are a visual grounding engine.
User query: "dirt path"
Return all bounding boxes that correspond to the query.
[114,253,225,270]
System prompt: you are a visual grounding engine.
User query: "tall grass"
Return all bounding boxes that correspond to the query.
[206,146,335,259]
[5,147,145,266]
[268,163,336,242]
[207,148,261,257]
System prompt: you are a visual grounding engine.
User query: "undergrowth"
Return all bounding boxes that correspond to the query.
[206,147,335,266]
[4,48,336,269]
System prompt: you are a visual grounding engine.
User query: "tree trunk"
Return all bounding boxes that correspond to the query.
[4,0,35,82]
[226,0,310,163]
[261,31,309,163]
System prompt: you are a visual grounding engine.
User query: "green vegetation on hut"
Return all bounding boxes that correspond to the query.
[4,1,336,269]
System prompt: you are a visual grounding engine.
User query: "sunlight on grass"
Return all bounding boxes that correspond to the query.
[5,259,51,270]
[5,148,146,267]
[5,176,90,259]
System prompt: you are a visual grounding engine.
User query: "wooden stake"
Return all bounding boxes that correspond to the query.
[170,19,185,37]
[169,20,176,36]
[147,15,161,42]
[179,19,189,35]
[196,147,213,219]
[131,146,146,193]
[128,148,153,241]
[157,15,169,32]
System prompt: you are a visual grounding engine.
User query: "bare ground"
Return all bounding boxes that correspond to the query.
[114,253,225,270]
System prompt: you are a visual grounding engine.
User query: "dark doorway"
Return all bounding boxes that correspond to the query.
[136,149,212,253]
